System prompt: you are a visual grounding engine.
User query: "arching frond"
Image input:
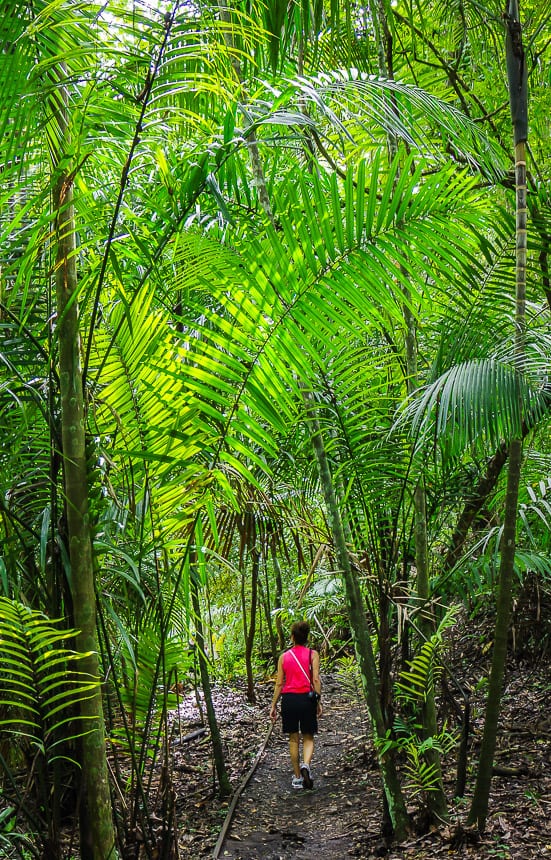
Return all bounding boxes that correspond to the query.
[403,357,550,460]
[250,69,507,177]
[0,598,99,754]
[396,605,458,702]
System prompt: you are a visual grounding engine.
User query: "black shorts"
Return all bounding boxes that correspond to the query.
[281,692,318,735]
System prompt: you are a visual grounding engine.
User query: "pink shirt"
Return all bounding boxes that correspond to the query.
[282,645,312,694]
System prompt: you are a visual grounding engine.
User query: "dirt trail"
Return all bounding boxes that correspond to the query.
[215,676,386,859]
[174,655,551,859]
[207,666,551,860]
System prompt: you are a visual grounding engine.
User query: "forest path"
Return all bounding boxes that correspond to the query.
[213,674,386,859]
[205,662,551,860]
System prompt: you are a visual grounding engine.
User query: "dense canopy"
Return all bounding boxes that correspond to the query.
[1,0,551,856]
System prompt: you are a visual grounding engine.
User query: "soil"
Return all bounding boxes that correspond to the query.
[172,648,551,860]
[215,674,386,860]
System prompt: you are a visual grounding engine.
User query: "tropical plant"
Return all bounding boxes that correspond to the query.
[468,4,529,827]
[0,597,100,857]
[2,0,551,853]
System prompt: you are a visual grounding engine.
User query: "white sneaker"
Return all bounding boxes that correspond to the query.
[300,762,313,790]
[291,776,304,790]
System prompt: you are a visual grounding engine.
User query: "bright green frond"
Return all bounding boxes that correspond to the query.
[404,358,549,460]
[0,598,100,756]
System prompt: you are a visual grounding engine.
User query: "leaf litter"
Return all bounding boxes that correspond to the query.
[170,623,551,859]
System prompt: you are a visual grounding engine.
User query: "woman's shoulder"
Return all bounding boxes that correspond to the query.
[298,644,316,658]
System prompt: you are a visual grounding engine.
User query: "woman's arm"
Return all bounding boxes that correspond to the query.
[269,654,285,722]
[311,650,322,696]
[312,650,323,717]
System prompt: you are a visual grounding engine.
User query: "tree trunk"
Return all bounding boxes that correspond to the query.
[260,554,279,667]
[403,161,448,826]
[304,392,409,840]
[467,433,523,830]
[468,1,527,831]
[404,304,447,821]
[190,562,232,797]
[244,547,259,704]
[53,154,117,860]
[271,539,286,651]
[413,484,449,822]
[216,0,274,223]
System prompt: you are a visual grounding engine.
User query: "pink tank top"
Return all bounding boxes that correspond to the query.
[282,645,311,694]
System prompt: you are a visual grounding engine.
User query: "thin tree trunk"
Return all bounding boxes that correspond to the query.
[412,483,448,822]
[467,433,523,830]
[271,539,286,651]
[53,151,117,860]
[303,391,409,841]
[260,554,279,667]
[216,0,274,223]
[190,563,232,797]
[244,547,259,704]
[468,1,527,831]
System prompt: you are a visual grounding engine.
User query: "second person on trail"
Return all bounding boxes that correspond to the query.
[269,620,322,790]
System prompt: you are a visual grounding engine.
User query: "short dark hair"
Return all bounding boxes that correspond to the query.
[291,620,310,646]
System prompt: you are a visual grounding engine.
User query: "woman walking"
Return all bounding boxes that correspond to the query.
[270,620,322,790]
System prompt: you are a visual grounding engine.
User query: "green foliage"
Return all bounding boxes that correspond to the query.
[300,572,345,618]
[375,717,457,797]
[404,357,550,463]
[378,608,460,798]
[0,597,100,856]
[335,653,362,691]
[442,544,551,610]
[260,70,507,177]
[397,640,441,703]
[396,607,458,702]
[375,717,457,796]
[2,0,551,844]
[112,619,194,758]
[399,725,457,796]
[210,624,247,680]
[0,597,99,760]
[0,806,37,859]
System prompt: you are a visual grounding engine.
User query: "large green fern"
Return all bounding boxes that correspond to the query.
[0,597,102,854]
[388,609,459,799]
[0,597,99,763]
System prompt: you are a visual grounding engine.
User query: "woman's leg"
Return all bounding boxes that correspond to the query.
[302,733,314,767]
[300,733,315,788]
[289,731,301,777]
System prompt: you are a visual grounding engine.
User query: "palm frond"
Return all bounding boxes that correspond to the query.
[111,620,193,756]
[402,357,550,460]
[0,598,99,756]
[513,549,551,585]
[105,150,511,564]
[250,69,507,177]
[396,606,458,702]
[0,2,39,176]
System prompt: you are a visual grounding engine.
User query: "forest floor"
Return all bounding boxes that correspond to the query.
[172,618,551,860]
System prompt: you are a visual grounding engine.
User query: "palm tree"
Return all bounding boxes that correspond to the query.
[468,0,529,831]
[2,0,551,853]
